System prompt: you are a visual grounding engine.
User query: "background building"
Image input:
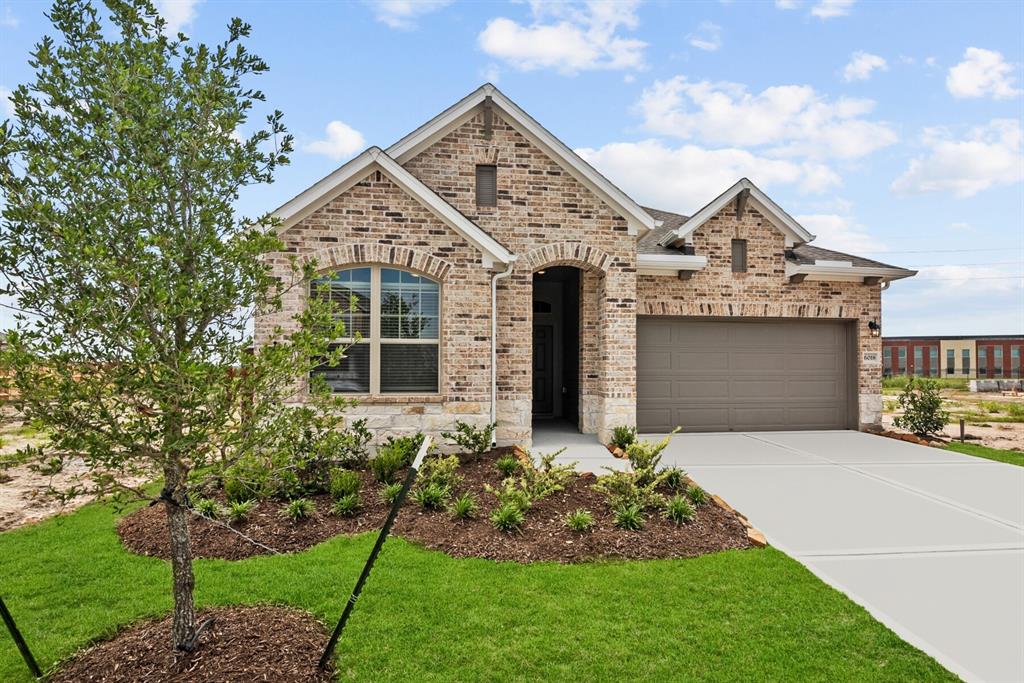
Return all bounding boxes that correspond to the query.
[882,335,1024,379]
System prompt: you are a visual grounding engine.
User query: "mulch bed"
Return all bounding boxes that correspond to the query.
[117,450,752,563]
[50,605,332,683]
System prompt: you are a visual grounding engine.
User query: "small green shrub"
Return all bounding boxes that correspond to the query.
[412,482,449,510]
[281,498,315,522]
[664,495,695,525]
[484,478,532,513]
[564,508,594,532]
[223,456,271,503]
[610,425,637,450]
[227,499,255,524]
[331,493,361,517]
[380,482,404,505]
[624,429,679,484]
[496,454,520,478]
[370,443,407,484]
[449,493,477,520]
[893,378,950,436]
[417,454,462,491]
[490,502,525,532]
[612,503,645,531]
[380,433,426,465]
[441,420,495,458]
[685,484,709,507]
[663,467,686,491]
[514,449,574,500]
[1007,403,1024,419]
[193,497,220,520]
[328,468,361,499]
[592,469,665,511]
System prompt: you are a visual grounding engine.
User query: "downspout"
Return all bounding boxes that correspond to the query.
[490,260,515,446]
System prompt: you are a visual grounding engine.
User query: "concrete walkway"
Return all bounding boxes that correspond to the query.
[551,428,1024,682]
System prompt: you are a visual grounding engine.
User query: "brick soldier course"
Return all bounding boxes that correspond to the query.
[256,84,914,446]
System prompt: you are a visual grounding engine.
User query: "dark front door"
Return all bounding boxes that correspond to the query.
[532,324,554,416]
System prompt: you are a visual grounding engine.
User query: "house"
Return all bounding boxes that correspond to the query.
[256,84,916,445]
[882,335,1024,379]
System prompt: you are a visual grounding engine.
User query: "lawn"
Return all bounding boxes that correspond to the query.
[946,441,1024,468]
[0,502,956,682]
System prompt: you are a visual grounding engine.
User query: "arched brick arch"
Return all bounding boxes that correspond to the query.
[303,242,453,281]
[520,242,611,274]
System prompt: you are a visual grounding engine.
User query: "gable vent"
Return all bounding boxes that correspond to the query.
[476,164,497,207]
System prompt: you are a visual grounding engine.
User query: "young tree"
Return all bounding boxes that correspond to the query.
[0,0,346,651]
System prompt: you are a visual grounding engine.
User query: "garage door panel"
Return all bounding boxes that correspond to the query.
[637,318,852,432]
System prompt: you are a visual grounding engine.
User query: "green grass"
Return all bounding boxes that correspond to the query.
[946,442,1024,467]
[882,376,968,391]
[0,502,955,682]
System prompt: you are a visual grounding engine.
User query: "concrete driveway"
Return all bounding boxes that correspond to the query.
[644,430,1023,683]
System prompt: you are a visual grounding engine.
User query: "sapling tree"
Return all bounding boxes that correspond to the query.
[0,0,349,652]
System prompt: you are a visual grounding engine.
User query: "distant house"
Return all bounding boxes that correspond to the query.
[256,84,915,444]
[882,335,1024,379]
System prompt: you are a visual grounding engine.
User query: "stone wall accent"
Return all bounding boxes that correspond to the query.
[636,203,883,428]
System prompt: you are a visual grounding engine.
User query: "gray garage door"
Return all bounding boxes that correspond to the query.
[637,318,854,433]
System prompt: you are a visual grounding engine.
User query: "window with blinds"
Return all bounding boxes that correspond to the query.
[476,164,497,207]
[310,266,440,394]
[731,239,748,273]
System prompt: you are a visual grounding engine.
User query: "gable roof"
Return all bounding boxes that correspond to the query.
[271,147,514,268]
[386,83,659,237]
[658,178,815,248]
[639,207,689,255]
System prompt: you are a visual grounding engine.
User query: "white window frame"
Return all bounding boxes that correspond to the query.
[314,265,442,396]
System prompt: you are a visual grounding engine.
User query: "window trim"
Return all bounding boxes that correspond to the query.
[314,265,442,396]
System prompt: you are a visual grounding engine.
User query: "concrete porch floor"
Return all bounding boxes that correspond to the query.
[530,420,627,472]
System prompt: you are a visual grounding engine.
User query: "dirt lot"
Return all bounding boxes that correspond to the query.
[883,388,1024,451]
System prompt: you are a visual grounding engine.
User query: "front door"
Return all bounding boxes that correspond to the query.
[532,324,554,416]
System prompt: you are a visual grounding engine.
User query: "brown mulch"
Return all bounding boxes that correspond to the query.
[49,605,332,683]
[117,451,752,563]
[118,469,393,561]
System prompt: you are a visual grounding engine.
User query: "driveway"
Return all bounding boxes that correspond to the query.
[645,430,1024,683]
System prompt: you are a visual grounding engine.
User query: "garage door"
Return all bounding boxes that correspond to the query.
[637,318,854,433]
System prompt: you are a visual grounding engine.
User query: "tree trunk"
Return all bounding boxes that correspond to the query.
[164,467,197,651]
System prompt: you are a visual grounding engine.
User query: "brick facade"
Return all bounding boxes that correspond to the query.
[257,101,885,445]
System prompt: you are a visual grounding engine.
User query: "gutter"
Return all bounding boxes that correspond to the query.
[490,259,515,445]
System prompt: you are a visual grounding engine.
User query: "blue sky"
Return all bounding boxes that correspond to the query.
[1,0,1022,335]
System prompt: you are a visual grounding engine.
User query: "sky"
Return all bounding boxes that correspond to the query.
[1,0,1022,336]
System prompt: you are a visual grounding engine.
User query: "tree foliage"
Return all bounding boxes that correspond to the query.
[893,378,950,436]
[0,0,346,651]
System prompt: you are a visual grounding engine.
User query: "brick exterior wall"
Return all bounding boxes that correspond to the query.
[636,204,883,428]
[257,105,885,444]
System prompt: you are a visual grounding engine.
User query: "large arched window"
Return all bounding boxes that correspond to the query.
[310,266,440,394]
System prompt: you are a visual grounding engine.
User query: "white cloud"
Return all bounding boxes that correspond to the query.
[636,76,897,160]
[794,213,878,253]
[892,119,1023,198]
[946,47,1021,100]
[0,5,19,28]
[924,56,937,68]
[478,0,646,74]
[303,120,366,161]
[0,86,13,118]
[949,221,973,231]
[366,0,451,30]
[480,63,502,84]
[155,0,201,35]
[843,52,887,82]
[576,139,839,210]
[811,0,854,19]
[775,0,800,9]
[687,21,721,52]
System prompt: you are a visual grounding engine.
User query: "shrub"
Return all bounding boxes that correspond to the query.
[893,378,950,436]
[485,478,532,513]
[227,499,255,524]
[380,433,426,465]
[663,466,686,491]
[281,498,315,522]
[664,495,695,525]
[370,443,407,484]
[624,429,678,485]
[417,454,462,491]
[564,508,594,532]
[612,503,645,531]
[449,493,477,520]
[685,484,709,507]
[380,482,404,505]
[610,425,636,450]
[441,420,495,458]
[193,497,220,520]
[592,469,665,512]
[490,502,525,532]
[412,482,449,510]
[222,455,272,502]
[331,493,361,517]
[496,454,520,478]
[328,468,361,499]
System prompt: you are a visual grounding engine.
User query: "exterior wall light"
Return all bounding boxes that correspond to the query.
[868,320,881,337]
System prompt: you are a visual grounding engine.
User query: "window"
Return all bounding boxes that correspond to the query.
[962,348,970,375]
[731,239,748,273]
[946,349,954,375]
[1013,346,1021,378]
[994,346,1003,376]
[476,164,497,207]
[929,346,938,377]
[883,347,892,377]
[979,347,988,377]
[897,347,907,375]
[914,346,924,376]
[310,266,440,394]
